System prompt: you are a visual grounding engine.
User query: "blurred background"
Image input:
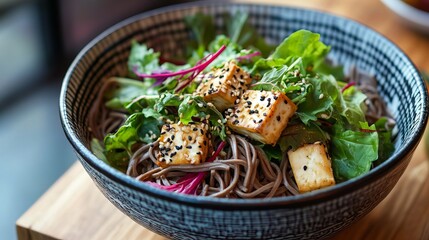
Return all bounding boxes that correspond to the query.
[0,0,194,239]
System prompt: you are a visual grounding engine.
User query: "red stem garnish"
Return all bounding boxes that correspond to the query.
[133,45,227,92]
[146,141,227,195]
[236,51,261,62]
[342,81,356,93]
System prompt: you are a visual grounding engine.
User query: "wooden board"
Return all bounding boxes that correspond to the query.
[16,0,429,239]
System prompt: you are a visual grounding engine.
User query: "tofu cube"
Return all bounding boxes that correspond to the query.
[226,90,297,145]
[194,61,252,111]
[287,143,335,193]
[156,122,210,168]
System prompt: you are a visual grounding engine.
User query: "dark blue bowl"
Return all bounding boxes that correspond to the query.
[59,2,428,239]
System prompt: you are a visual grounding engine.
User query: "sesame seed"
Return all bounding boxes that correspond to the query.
[284,100,288,104]
[273,95,278,100]
[171,135,175,140]
[175,145,182,150]
[233,120,239,124]
[247,101,252,105]
[193,128,198,131]
[188,136,192,141]
[260,96,265,101]
[303,165,308,171]
[276,116,281,121]
[258,119,263,123]
[319,93,324,99]
[170,152,177,157]
[186,146,192,149]
[263,113,267,116]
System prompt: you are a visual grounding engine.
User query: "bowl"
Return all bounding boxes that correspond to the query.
[382,0,429,34]
[59,2,429,239]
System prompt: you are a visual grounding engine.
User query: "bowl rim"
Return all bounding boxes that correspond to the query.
[60,0,429,210]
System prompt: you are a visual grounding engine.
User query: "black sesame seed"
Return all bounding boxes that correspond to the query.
[253,119,257,123]
[240,74,244,79]
[175,145,183,150]
[161,131,166,135]
[233,120,239,124]
[303,165,308,171]
[258,119,263,123]
[203,140,207,146]
[193,128,198,131]
[170,152,177,157]
[236,68,240,73]
[197,152,202,155]
[188,136,192,141]
[198,145,202,148]
[231,85,237,90]
[260,96,266,101]
[273,95,278,100]
[284,100,288,104]
[244,96,249,100]
[247,101,252,105]
[263,113,267,116]
[165,148,171,152]
[266,103,271,107]
[219,75,224,79]
[200,129,204,134]
[186,146,192,149]
[276,116,281,121]
[171,135,175,140]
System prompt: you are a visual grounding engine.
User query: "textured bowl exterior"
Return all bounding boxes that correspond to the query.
[60,2,428,239]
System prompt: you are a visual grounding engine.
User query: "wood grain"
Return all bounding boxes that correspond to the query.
[16,0,429,239]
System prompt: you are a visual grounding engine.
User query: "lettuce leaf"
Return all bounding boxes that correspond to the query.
[271,29,330,68]
[373,117,395,164]
[104,77,158,112]
[155,93,227,139]
[104,111,163,170]
[128,40,160,78]
[330,123,379,182]
[278,121,329,152]
[184,12,216,59]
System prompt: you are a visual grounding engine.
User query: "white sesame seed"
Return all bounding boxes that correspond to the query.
[319,93,324,99]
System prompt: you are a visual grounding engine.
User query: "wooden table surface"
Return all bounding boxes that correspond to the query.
[16,0,429,239]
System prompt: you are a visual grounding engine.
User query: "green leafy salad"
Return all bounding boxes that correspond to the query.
[90,12,395,196]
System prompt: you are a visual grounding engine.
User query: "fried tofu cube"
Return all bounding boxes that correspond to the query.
[194,61,252,111]
[287,143,335,193]
[226,90,297,145]
[156,122,210,168]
